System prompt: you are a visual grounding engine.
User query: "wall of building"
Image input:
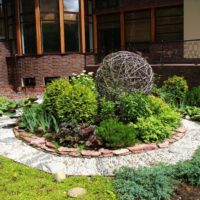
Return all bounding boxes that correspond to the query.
[85,64,200,88]
[0,41,15,94]
[8,54,85,92]
[184,0,200,40]
[184,0,200,58]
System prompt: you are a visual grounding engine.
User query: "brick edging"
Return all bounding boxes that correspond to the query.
[13,125,187,158]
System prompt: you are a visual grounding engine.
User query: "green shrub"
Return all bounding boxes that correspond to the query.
[186,86,200,107]
[149,96,181,127]
[119,93,152,122]
[99,97,116,120]
[43,78,72,113]
[70,71,97,94]
[113,165,176,200]
[134,97,180,143]
[134,116,173,143]
[162,75,188,106]
[56,84,98,124]
[96,119,136,148]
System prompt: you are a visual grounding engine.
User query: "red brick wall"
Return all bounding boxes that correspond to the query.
[86,54,97,66]
[8,54,85,92]
[152,65,200,88]
[0,41,10,85]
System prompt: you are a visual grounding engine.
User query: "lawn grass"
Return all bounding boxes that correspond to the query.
[0,156,117,200]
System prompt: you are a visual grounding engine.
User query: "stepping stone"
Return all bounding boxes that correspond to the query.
[68,187,87,198]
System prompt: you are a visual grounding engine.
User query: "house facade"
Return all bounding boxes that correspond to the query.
[0,0,199,94]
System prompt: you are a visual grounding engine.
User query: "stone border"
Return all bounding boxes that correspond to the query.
[13,125,187,158]
[1,117,200,176]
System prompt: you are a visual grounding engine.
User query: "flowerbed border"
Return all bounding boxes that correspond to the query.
[13,125,187,158]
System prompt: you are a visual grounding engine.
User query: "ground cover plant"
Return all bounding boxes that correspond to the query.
[113,148,200,200]
[0,96,37,117]
[0,156,116,200]
[18,70,182,150]
[1,148,200,200]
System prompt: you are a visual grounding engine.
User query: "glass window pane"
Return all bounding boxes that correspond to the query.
[20,0,35,14]
[125,10,151,43]
[20,14,35,23]
[64,0,79,12]
[21,24,36,54]
[0,5,3,17]
[97,14,120,52]
[41,13,58,21]
[156,6,183,41]
[42,22,60,52]
[65,22,80,52]
[64,13,78,21]
[40,0,58,12]
[0,20,4,37]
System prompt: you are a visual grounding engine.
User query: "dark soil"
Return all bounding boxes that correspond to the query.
[172,183,200,200]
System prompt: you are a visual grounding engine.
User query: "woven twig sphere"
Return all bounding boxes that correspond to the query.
[96,51,154,100]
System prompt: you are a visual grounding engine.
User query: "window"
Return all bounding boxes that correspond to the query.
[6,0,16,54]
[125,10,151,43]
[96,0,119,9]
[85,0,93,52]
[40,0,60,52]
[20,0,36,54]
[45,77,59,85]
[98,14,120,52]
[0,0,5,39]
[156,6,183,41]
[23,78,36,87]
[64,0,80,52]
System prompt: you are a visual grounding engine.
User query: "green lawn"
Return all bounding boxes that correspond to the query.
[0,156,117,200]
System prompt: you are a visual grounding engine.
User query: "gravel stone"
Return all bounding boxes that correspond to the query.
[0,119,200,176]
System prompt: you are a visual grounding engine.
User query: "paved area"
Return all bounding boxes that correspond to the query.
[0,119,200,176]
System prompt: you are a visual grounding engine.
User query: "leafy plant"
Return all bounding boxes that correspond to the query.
[56,83,98,124]
[96,119,136,148]
[43,78,72,114]
[99,97,116,120]
[19,104,52,133]
[51,115,60,134]
[134,116,173,143]
[149,96,181,127]
[113,165,176,200]
[181,106,200,121]
[19,105,39,133]
[0,97,19,116]
[70,71,97,94]
[162,75,188,106]
[185,86,200,107]
[119,93,152,122]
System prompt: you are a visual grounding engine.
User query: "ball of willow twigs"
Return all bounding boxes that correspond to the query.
[96,51,154,100]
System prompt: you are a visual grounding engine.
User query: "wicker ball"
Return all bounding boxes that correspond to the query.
[96,51,154,100]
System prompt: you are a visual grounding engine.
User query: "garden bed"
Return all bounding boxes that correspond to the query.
[13,125,187,158]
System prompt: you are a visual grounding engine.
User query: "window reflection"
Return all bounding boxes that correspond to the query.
[40,0,60,53]
[64,0,79,12]
[64,0,80,52]
[20,0,36,54]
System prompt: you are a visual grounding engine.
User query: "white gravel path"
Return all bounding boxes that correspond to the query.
[0,119,200,176]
